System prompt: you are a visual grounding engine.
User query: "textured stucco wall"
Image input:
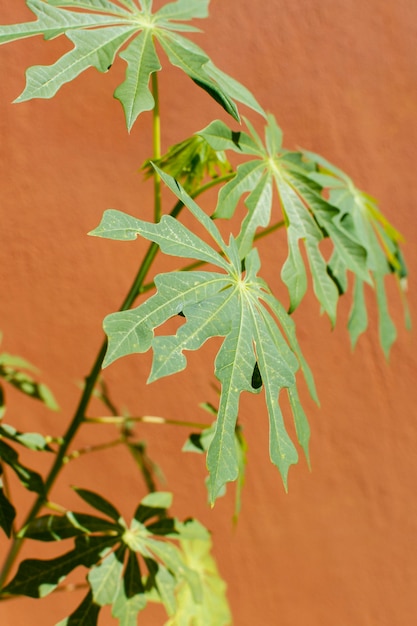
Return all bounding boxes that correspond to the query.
[0,1,416,625]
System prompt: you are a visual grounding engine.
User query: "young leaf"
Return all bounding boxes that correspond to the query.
[92,176,314,502]
[142,134,232,195]
[0,0,265,130]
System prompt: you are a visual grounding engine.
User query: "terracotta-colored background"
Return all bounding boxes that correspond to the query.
[1,1,416,625]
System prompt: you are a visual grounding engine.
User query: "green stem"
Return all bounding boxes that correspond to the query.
[0,174,231,590]
[63,437,124,463]
[152,72,162,222]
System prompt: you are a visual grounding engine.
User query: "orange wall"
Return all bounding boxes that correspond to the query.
[1,1,417,625]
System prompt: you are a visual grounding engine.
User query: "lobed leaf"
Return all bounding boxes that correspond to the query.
[94,179,314,501]
[0,0,126,45]
[114,29,161,131]
[1,0,265,128]
[16,26,137,103]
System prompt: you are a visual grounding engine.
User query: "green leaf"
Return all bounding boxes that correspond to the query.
[142,135,232,195]
[0,0,126,45]
[157,0,210,21]
[73,487,122,523]
[89,209,229,271]
[154,564,177,616]
[164,535,232,626]
[112,552,147,624]
[215,160,266,220]
[0,440,44,495]
[56,590,100,626]
[375,274,397,358]
[3,535,116,598]
[198,120,262,156]
[0,483,16,538]
[16,26,137,103]
[1,0,264,128]
[95,178,312,502]
[114,29,161,131]
[303,148,408,354]
[287,385,310,467]
[0,357,59,411]
[277,178,339,324]
[236,173,272,258]
[0,424,52,452]
[88,547,125,606]
[20,512,121,542]
[348,278,368,349]
[201,115,404,348]
[0,384,4,420]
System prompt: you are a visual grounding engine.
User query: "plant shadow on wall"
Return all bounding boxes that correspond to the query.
[0,1,410,624]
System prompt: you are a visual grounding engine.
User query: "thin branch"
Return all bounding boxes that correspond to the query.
[85,415,210,430]
[63,438,124,463]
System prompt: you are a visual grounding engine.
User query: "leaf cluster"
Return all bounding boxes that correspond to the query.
[3,489,227,624]
[0,0,264,130]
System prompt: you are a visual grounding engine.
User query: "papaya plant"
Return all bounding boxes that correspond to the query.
[0,1,410,624]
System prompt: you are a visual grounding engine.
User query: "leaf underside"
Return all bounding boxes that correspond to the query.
[90,168,315,502]
[0,0,265,130]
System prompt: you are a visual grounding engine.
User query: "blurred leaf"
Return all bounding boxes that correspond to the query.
[0,423,52,451]
[0,481,16,538]
[73,487,122,523]
[20,512,122,542]
[55,590,100,626]
[112,552,147,624]
[128,441,164,493]
[88,546,125,606]
[0,353,59,410]
[164,535,232,626]
[3,535,117,598]
[0,440,44,495]
[134,491,173,524]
